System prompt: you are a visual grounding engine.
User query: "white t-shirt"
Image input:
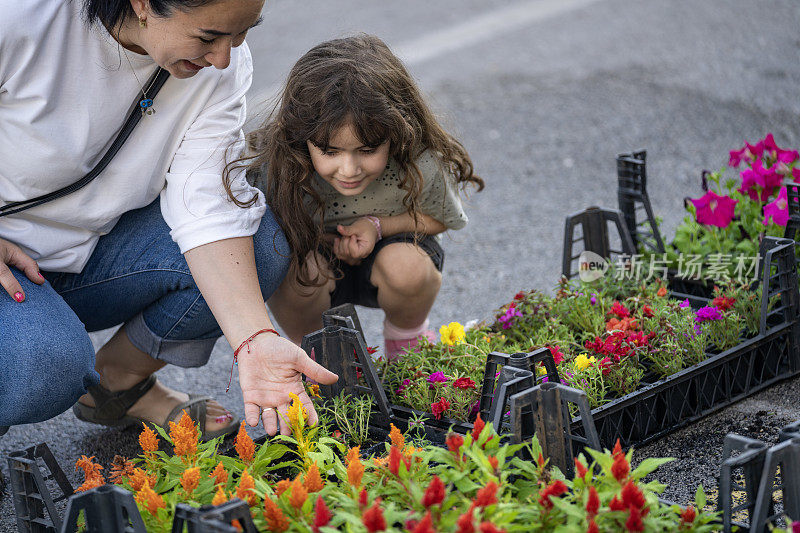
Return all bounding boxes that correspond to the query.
[0,0,266,273]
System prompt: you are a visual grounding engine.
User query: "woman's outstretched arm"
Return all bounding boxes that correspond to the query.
[184,235,337,435]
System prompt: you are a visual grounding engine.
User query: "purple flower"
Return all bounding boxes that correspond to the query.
[396,378,410,394]
[469,400,480,419]
[427,371,449,386]
[679,299,691,308]
[590,294,597,306]
[695,306,723,323]
[498,307,523,329]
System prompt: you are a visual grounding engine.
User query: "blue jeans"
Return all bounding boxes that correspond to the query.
[0,200,289,426]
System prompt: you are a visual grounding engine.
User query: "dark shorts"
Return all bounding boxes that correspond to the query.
[327,233,444,309]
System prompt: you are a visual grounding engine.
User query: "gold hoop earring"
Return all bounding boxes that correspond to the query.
[138,15,147,28]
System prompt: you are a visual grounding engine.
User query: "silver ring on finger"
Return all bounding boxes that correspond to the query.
[262,407,275,413]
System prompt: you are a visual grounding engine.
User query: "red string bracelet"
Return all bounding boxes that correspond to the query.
[226,328,280,392]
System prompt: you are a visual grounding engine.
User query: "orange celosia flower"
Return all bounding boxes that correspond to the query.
[181,467,201,497]
[346,446,364,488]
[236,469,258,507]
[212,485,229,506]
[234,421,255,463]
[210,461,228,486]
[304,462,324,493]
[128,467,157,492]
[139,423,159,456]
[264,497,290,532]
[274,478,292,497]
[135,480,165,517]
[109,455,136,485]
[169,410,198,458]
[657,287,668,297]
[289,477,308,509]
[389,423,405,449]
[75,455,105,492]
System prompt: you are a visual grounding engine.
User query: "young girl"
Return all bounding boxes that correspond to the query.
[244,34,484,358]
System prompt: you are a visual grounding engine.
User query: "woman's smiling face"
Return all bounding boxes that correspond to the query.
[128,0,265,78]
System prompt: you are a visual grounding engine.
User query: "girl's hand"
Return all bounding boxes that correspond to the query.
[0,237,45,302]
[237,332,338,435]
[334,219,378,264]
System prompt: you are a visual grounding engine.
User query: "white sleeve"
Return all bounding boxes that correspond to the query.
[160,44,266,253]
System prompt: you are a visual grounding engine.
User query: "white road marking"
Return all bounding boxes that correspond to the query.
[248,0,601,115]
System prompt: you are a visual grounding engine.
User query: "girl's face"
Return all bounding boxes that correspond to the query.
[307,123,390,196]
[128,0,265,79]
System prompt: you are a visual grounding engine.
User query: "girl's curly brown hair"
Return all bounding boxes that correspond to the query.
[225,34,483,287]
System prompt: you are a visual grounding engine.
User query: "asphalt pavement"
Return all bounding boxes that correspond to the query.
[3,0,800,529]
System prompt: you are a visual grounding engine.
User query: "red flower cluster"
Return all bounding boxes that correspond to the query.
[611,440,630,482]
[586,330,651,367]
[548,345,565,365]
[537,480,568,510]
[609,301,631,319]
[422,475,446,508]
[609,480,649,532]
[431,398,451,420]
[453,377,477,389]
[711,296,736,312]
[641,305,654,318]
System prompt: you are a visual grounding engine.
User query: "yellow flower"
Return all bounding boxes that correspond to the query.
[574,354,597,371]
[287,393,308,430]
[536,366,547,376]
[439,322,466,346]
[308,383,321,399]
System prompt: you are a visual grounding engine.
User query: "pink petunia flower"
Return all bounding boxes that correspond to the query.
[498,306,522,330]
[690,191,737,228]
[764,186,790,227]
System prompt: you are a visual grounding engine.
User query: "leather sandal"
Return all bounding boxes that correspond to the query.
[73,375,239,442]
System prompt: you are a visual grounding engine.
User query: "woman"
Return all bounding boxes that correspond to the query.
[0,0,336,438]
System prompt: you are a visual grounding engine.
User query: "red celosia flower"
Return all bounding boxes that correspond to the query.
[479,523,505,533]
[621,481,646,509]
[586,486,600,517]
[389,445,403,476]
[711,296,736,312]
[538,480,568,510]
[488,456,499,471]
[680,506,696,524]
[472,414,486,441]
[453,377,477,389]
[411,511,435,533]
[626,505,645,532]
[609,496,626,512]
[612,439,623,457]
[611,452,630,483]
[431,398,451,420]
[574,457,588,478]
[362,501,387,532]
[475,481,499,507]
[609,301,631,318]
[422,475,446,508]
[312,496,332,533]
[457,506,476,533]
[587,519,599,533]
[447,433,464,457]
[359,489,369,510]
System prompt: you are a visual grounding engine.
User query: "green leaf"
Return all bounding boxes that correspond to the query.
[695,484,707,510]
[630,457,674,478]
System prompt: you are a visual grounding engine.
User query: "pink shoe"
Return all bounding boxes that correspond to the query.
[385,330,437,360]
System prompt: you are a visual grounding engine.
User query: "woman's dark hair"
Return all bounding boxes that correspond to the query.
[82,0,218,31]
[225,34,484,288]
